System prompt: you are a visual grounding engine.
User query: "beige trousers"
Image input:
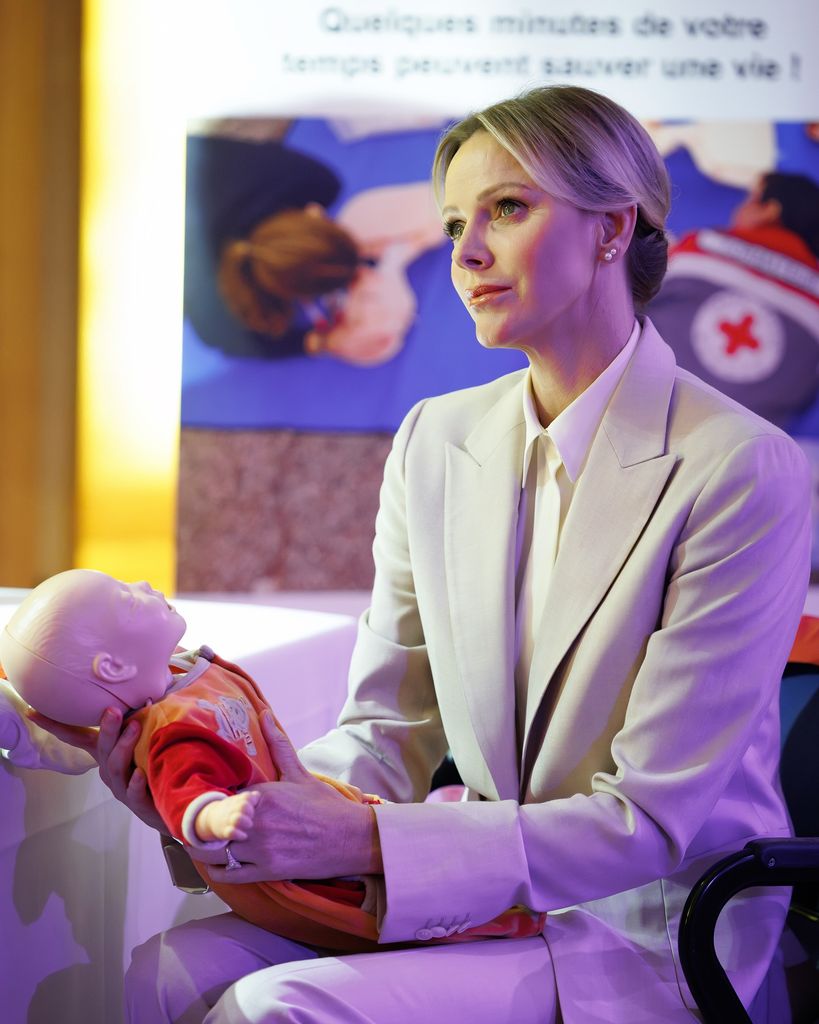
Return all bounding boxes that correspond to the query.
[125,911,558,1024]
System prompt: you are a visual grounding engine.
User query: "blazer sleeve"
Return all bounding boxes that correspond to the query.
[369,430,812,943]
[299,398,450,803]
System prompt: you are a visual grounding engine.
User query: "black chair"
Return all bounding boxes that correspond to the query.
[678,663,819,1023]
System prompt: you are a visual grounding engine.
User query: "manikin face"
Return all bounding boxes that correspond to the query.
[92,577,187,706]
[442,131,601,355]
[1,571,187,725]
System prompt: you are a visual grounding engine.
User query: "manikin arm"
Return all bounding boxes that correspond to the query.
[0,679,96,775]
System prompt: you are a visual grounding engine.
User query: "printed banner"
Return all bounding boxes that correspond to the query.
[181,116,818,433]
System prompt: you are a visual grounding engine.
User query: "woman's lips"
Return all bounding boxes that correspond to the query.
[465,284,511,307]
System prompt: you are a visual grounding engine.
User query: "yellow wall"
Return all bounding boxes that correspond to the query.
[75,1,186,592]
[0,2,184,592]
[0,1,80,587]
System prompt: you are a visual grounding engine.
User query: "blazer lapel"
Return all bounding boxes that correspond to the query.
[521,321,680,764]
[444,377,525,801]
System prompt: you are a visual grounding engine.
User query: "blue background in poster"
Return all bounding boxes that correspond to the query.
[181,118,818,434]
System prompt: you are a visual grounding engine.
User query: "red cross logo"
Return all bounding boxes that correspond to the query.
[720,314,760,356]
[692,291,783,383]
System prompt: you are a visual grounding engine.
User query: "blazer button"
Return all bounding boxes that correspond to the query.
[428,925,447,938]
[415,928,434,941]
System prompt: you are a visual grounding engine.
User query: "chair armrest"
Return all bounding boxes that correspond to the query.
[745,837,819,871]
[679,837,819,1024]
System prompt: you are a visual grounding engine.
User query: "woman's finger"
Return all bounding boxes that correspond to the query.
[260,711,310,781]
[96,708,124,762]
[99,716,141,794]
[206,865,254,884]
[125,767,167,832]
[25,710,99,756]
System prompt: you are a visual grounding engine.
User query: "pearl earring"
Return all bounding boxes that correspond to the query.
[603,248,617,262]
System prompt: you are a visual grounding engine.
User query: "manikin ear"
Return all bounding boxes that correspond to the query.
[598,205,638,254]
[92,652,137,684]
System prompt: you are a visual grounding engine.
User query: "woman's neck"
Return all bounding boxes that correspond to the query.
[525,307,635,426]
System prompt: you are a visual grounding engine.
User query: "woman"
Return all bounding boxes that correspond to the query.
[44,85,810,1022]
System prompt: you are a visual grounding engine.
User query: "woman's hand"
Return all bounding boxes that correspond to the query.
[26,707,166,832]
[205,711,383,885]
[0,680,96,775]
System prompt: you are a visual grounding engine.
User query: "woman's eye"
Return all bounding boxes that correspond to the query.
[444,220,464,242]
[498,198,522,217]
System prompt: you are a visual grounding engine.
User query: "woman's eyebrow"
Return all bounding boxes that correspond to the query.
[441,181,538,217]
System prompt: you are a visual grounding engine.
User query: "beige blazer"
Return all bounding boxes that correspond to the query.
[301,318,811,1022]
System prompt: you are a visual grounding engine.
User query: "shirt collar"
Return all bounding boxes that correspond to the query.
[521,319,641,485]
[165,649,212,693]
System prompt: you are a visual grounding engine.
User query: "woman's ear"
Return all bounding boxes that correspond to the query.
[599,205,637,253]
[92,653,137,684]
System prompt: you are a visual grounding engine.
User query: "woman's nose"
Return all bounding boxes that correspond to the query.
[452,225,493,271]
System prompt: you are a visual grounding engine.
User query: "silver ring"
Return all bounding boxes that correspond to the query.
[224,844,242,871]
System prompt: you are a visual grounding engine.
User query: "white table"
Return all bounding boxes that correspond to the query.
[0,593,362,1024]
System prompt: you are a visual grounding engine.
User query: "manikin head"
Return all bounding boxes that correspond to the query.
[0,570,187,726]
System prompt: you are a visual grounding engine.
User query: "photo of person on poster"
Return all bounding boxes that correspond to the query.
[185,131,446,368]
[648,170,819,430]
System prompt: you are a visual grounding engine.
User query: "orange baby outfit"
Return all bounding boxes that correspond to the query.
[131,649,544,952]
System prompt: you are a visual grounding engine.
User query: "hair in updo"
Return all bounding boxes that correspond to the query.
[433,85,671,308]
[218,208,360,337]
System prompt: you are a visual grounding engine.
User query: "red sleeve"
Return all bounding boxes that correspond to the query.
[145,722,255,840]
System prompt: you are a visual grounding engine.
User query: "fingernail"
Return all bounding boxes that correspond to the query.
[124,721,139,737]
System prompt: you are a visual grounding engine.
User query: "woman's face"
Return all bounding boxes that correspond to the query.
[443,131,601,355]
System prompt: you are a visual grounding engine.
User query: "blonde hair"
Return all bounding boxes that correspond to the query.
[433,85,671,307]
[218,208,360,338]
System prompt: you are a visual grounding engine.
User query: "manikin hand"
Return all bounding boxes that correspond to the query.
[203,711,383,884]
[195,790,261,843]
[25,706,166,832]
